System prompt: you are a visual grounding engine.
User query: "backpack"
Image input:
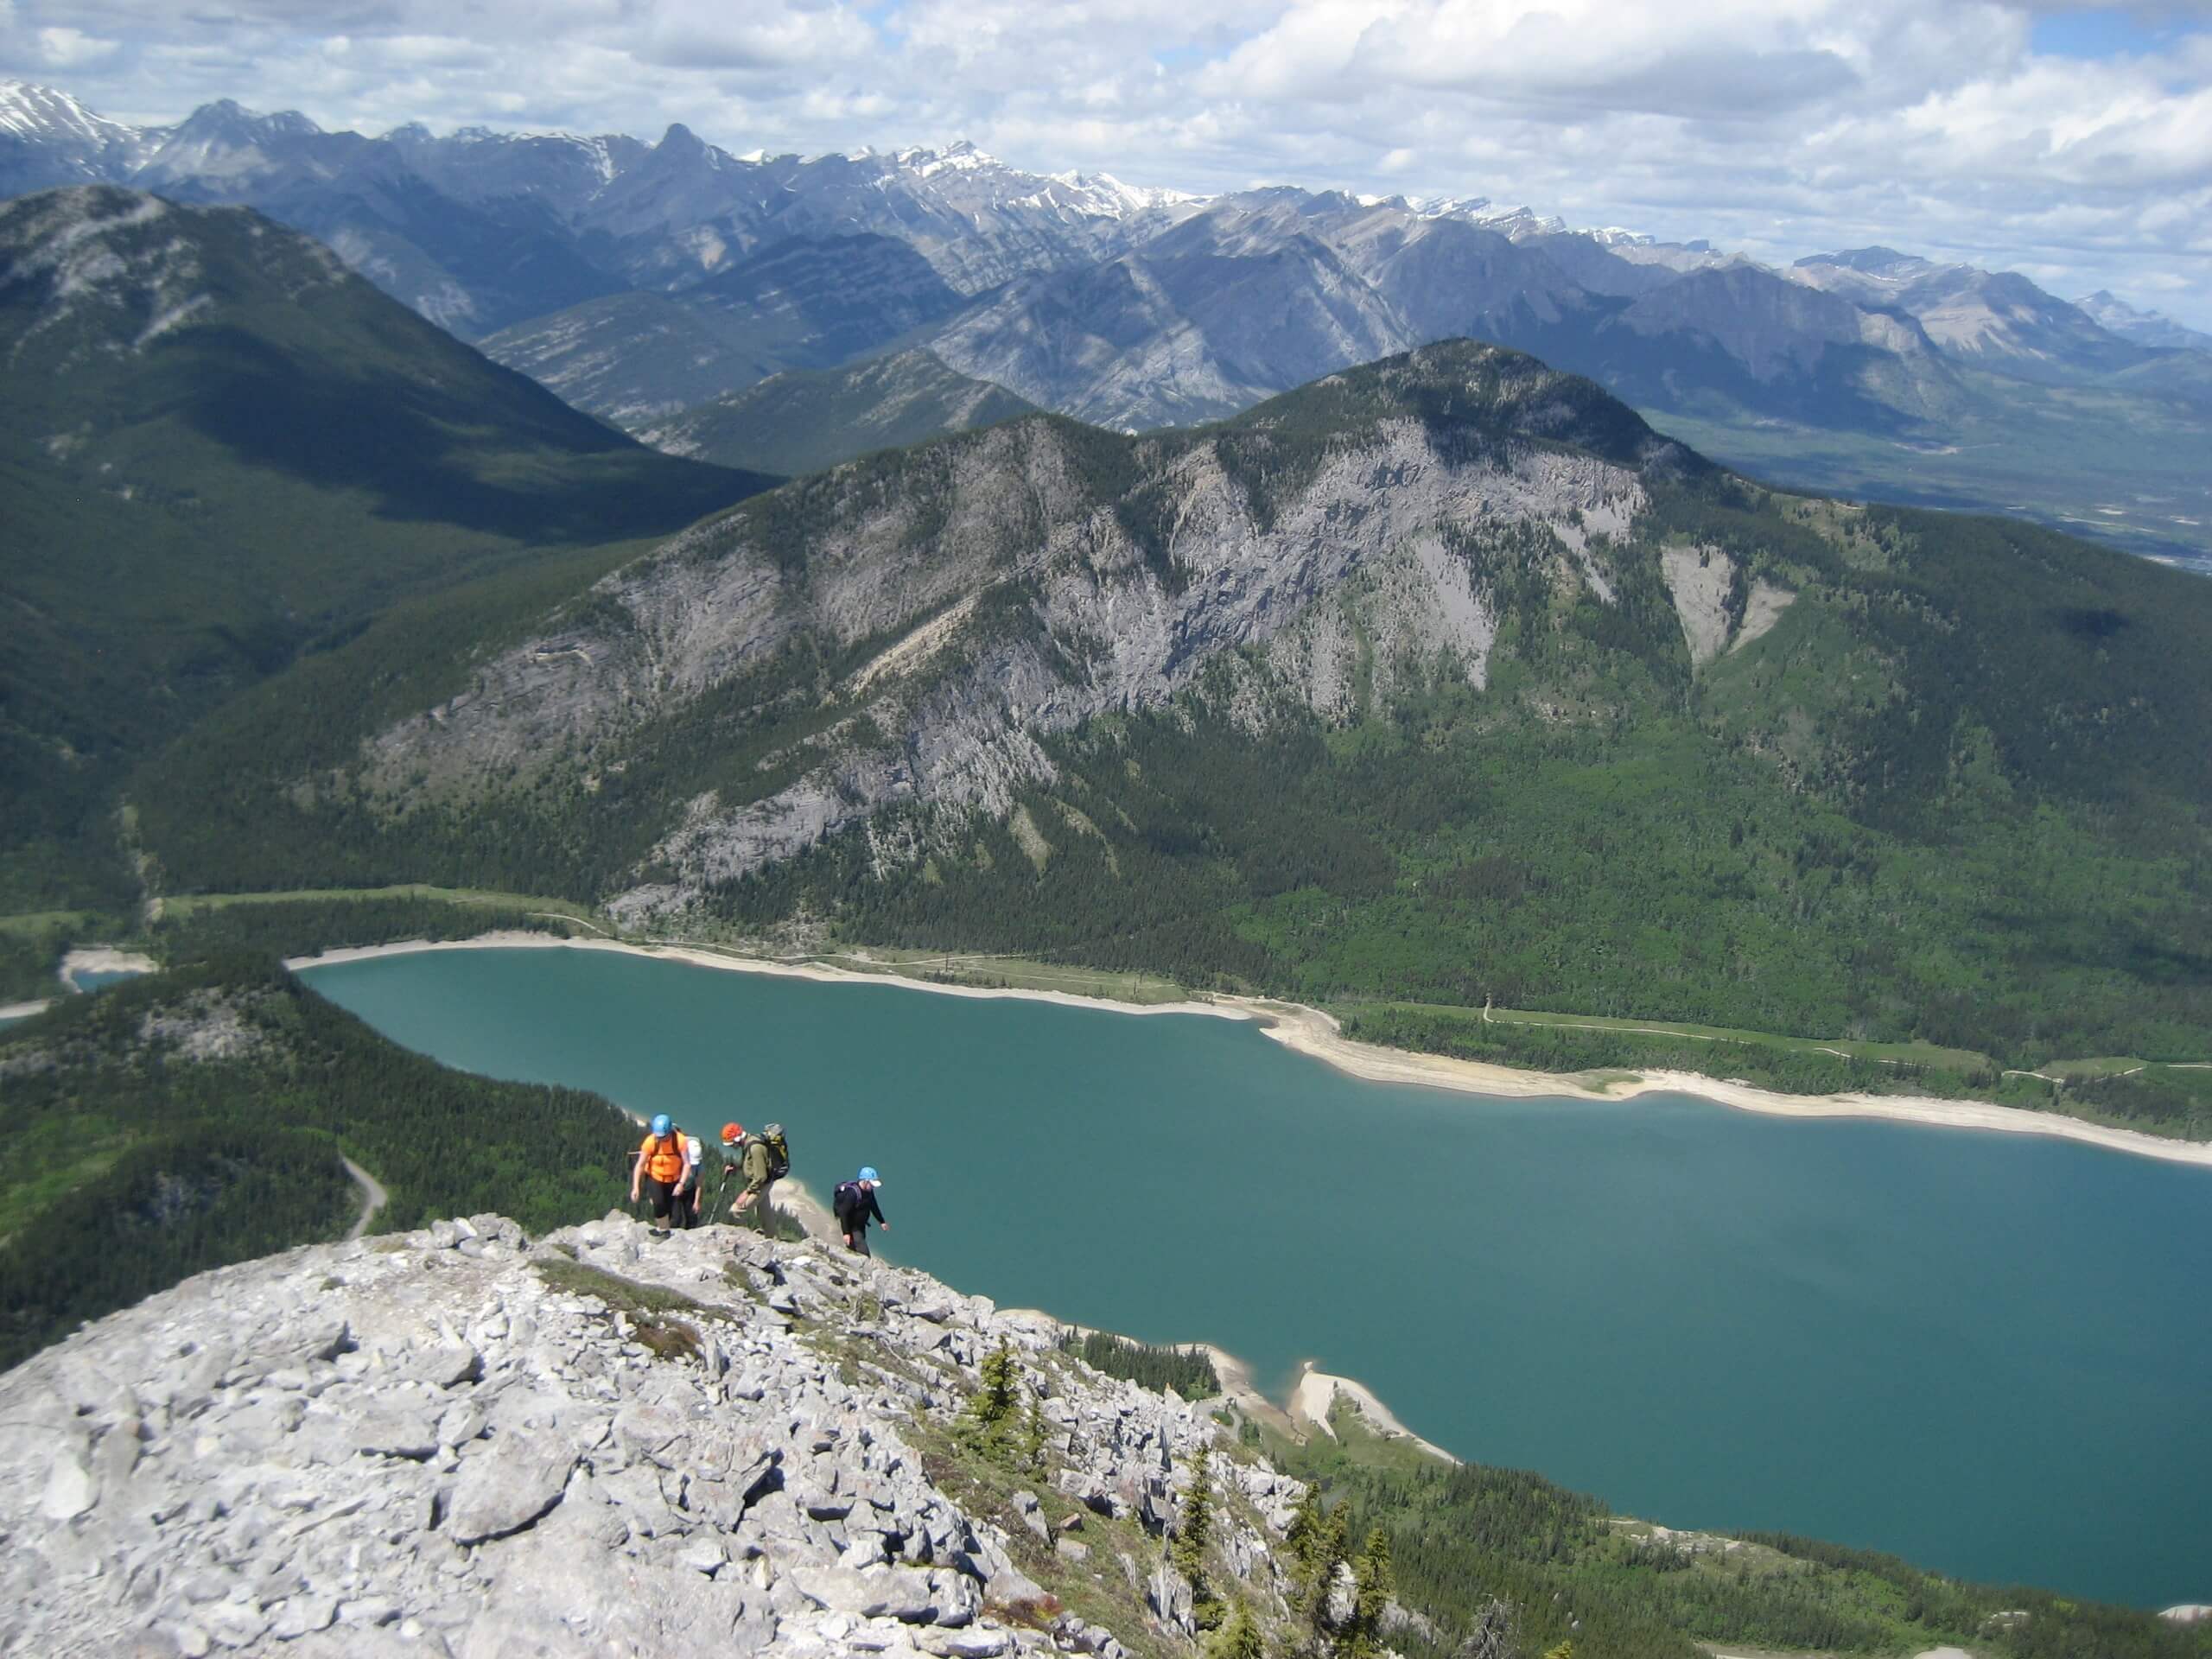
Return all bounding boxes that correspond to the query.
[833,1180,863,1224]
[761,1130,791,1179]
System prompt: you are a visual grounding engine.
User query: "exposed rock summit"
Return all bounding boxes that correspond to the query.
[0,1212,1304,1658]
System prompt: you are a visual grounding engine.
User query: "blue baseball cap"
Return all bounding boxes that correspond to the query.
[650,1113,672,1135]
[858,1166,882,1185]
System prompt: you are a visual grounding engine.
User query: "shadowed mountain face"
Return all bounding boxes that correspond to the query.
[635,349,1038,476]
[0,185,769,912]
[689,233,967,364]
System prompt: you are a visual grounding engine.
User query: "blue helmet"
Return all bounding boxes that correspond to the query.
[650,1113,672,1136]
[857,1166,881,1185]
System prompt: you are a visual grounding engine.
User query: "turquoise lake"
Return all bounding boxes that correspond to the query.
[302,944,2212,1610]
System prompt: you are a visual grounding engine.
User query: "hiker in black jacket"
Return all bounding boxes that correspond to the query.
[834,1166,888,1256]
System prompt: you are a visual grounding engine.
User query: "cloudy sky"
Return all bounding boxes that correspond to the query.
[6,0,2210,323]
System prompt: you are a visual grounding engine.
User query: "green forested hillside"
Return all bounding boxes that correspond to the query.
[0,955,655,1370]
[113,343,2212,1127]
[713,494,2212,1075]
[1275,1409,2211,1659]
[0,186,770,918]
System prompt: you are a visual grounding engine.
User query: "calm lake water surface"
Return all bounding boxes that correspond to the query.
[304,945,2212,1610]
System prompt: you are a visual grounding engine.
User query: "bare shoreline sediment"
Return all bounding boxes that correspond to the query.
[284,931,2212,1173]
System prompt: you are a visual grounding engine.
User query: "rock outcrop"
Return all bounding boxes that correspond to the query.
[0,1213,1305,1659]
[350,341,1683,918]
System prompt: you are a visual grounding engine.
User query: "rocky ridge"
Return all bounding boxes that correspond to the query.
[346,343,1690,918]
[0,1211,1307,1659]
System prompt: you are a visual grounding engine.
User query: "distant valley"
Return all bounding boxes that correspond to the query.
[6,77,2209,571]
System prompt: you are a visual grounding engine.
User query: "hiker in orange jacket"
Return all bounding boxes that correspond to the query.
[629,1113,691,1239]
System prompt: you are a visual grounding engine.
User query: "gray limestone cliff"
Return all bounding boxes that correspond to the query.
[341,341,1704,921]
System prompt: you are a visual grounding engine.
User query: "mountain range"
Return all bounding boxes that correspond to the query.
[8,79,2206,571]
[87,196,2203,1113]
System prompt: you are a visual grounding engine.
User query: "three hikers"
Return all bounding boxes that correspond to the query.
[834,1167,889,1256]
[631,1116,887,1256]
[628,1113,697,1238]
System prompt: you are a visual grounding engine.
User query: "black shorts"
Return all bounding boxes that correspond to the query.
[642,1177,677,1221]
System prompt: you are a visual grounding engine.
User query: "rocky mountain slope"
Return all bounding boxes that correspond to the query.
[146,340,1687,912]
[637,350,1039,476]
[136,340,2212,1093]
[925,194,1967,435]
[7,1179,2209,1659]
[2077,290,2212,353]
[0,184,766,915]
[483,235,976,425]
[1786,248,2160,384]
[0,1209,1300,1659]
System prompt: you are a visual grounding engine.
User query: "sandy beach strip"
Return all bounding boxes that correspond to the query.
[1251,1000,2212,1170]
[283,931,2212,1172]
[290,931,1249,1021]
[1288,1363,1458,1463]
[59,945,158,990]
[0,999,52,1021]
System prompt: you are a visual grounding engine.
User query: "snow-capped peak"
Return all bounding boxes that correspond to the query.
[1407,194,1493,219]
[0,80,149,150]
[897,139,1004,179]
[1045,168,1200,219]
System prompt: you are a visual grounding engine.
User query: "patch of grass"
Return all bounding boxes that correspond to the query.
[157,885,601,922]
[531,1254,715,1364]
[530,1254,709,1319]
[632,1317,703,1363]
[911,1408,1177,1659]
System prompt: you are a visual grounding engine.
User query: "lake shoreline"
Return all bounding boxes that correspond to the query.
[988,1320,1451,1467]
[284,931,2212,1172]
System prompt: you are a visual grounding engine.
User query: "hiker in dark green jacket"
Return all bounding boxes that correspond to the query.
[722,1121,789,1232]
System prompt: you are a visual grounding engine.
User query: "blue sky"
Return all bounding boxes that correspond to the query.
[2031,6,2192,58]
[3,0,2209,325]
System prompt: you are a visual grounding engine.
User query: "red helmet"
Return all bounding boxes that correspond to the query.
[721,1122,744,1144]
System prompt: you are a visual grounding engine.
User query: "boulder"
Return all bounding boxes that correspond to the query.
[40,1448,95,1521]
[444,1433,577,1545]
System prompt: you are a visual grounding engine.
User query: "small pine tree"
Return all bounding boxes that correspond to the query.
[1172,1443,1224,1627]
[1207,1599,1265,1659]
[961,1338,1022,1450]
[1341,1529,1394,1659]
[1022,1379,1048,1470]
[1170,1442,1215,1581]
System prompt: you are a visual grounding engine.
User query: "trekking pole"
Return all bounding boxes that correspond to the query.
[713,1163,733,1224]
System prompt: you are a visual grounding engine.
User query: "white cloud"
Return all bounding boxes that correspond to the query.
[35,25,119,66]
[0,0,2206,324]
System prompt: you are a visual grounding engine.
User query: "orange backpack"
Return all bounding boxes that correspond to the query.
[642,1130,687,1184]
